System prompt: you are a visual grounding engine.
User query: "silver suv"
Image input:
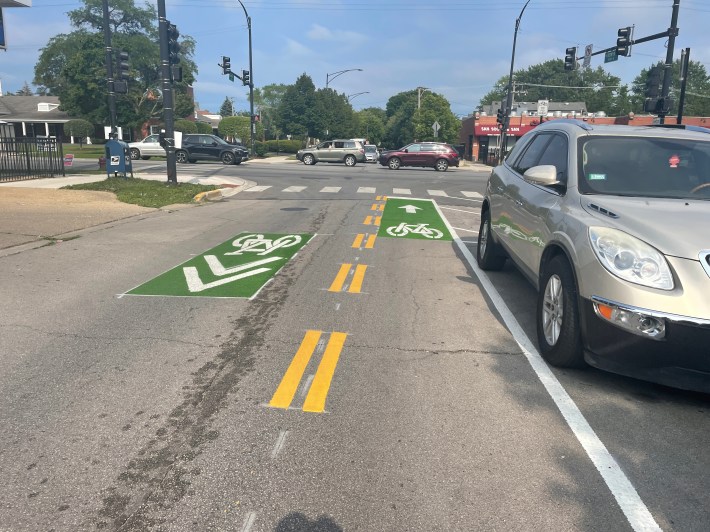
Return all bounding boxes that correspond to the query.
[296,139,366,166]
[477,120,710,392]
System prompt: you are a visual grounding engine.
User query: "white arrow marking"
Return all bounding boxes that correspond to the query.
[183,266,272,293]
[203,255,283,276]
[399,205,422,214]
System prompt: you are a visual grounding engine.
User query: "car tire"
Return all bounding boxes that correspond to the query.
[344,155,356,167]
[235,159,242,165]
[302,154,315,165]
[130,148,140,160]
[476,208,506,271]
[388,157,401,170]
[188,159,197,164]
[141,156,150,160]
[536,255,585,368]
[221,152,236,165]
[175,150,188,164]
[435,158,449,172]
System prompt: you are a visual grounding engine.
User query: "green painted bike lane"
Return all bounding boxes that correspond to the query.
[377,198,452,241]
[128,232,313,298]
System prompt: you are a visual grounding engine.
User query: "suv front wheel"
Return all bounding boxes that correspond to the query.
[221,152,236,165]
[175,150,188,164]
[302,154,315,165]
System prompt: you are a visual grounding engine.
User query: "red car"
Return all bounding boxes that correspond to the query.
[378,142,460,171]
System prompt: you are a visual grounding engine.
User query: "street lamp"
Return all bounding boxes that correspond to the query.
[500,0,532,162]
[236,0,255,157]
[346,91,369,102]
[326,68,363,88]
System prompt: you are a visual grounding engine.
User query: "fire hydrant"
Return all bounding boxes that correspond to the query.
[98,156,106,170]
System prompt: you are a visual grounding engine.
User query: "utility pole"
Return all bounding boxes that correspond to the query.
[417,86,429,110]
[237,0,255,157]
[102,0,117,137]
[658,0,680,124]
[677,47,690,125]
[157,0,177,183]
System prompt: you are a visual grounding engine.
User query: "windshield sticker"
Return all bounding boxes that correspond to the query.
[669,154,680,168]
[588,173,607,181]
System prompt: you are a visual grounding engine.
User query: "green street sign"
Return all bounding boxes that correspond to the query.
[378,198,452,241]
[128,233,313,298]
[604,50,618,63]
[229,73,235,82]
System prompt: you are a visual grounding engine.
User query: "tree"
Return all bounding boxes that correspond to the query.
[479,59,626,115]
[218,116,263,144]
[174,119,198,134]
[630,59,710,117]
[33,0,197,136]
[219,97,234,117]
[253,83,288,139]
[383,90,459,148]
[64,119,94,147]
[15,82,34,96]
[354,107,386,146]
[314,88,357,139]
[195,121,213,134]
[275,74,319,139]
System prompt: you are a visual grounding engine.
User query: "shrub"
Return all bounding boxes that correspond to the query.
[195,122,213,134]
[254,142,268,157]
[174,119,198,134]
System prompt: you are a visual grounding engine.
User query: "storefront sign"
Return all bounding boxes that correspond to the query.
[475,124,536,136]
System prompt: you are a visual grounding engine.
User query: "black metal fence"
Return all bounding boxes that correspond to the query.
[0,137,65,182]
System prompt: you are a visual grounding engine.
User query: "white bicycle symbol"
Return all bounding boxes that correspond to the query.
[386,223,444,239]
[225,234,303,256]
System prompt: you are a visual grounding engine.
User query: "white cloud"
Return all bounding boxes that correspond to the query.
[306,24,367,48]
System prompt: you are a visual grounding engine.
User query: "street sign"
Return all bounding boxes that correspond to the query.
[583,44,593,68]
[537,100,549,117]
[604,50,618,63]
[432,121,440,138]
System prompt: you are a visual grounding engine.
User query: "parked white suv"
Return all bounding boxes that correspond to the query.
[128,134,165,160]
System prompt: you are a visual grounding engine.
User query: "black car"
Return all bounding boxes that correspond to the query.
[176,134,249,165]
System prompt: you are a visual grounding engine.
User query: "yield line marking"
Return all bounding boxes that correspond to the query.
[303,332,348,413]
[269,330,321,409]
[352,234,365,248]
[358,187,376,193]
[283,186,306,192]
[320,186,341,193]
[392,188,411,195]
[428,189,448,197]
[348,264,368,293]
[329,264,352,292]
[461,191,483,199]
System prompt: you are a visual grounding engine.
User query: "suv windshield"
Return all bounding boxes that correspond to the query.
[578,136,710,200]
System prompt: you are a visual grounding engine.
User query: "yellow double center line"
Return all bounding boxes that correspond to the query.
[269,330,348,413]
[329,263,368,293]
[363,215,381,226]
[352,233,377,249]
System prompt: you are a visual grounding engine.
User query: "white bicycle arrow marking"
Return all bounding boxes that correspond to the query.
[399,205,422,214]
[203,255,283,276]
[183,256,284,293]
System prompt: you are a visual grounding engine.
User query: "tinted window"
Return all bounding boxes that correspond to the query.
[536,134,569,183]
[406,144,421,152]
[334,141,346,148]
[512,134,552,174]
[318,141,332,149]
[183,135,196,143]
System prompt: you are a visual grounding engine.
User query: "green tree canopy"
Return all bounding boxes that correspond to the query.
[384,90,459,147]
[218,115,263,144]
[253,83,288,139]
[33,0,197,135]
[630,59,710,116]
[64,119,94,146]
[219,97,234,117]
[15,82,34,96]
[174,119,198,134]
[354,107,386,146]
[275,74,319,139]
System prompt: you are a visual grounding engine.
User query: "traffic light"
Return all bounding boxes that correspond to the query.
[645,66,662,99]
[616,27,632,57]
[242,69,250,86]
[117,51,130,80]
[167,23,180,64]
[564,47,577,71]
[222,56,231,76]
[496,107,506,127]
[172,65,183,83]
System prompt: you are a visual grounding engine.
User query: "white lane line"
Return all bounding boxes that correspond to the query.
[357,187,376,193]
[432,203,662,532]
[283,186,307,192]
[439,206,478,214]
[462,191,484,198]
[271,430,289,459]
[244,185,272,192]
[451,226,479,234]
[392,188,412,195]
[299,374,315,399]
[241,512,257,532]
[320,186,342,193]
[428,189,448,197]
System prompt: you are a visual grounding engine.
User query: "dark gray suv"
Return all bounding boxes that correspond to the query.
[176,134,249,165]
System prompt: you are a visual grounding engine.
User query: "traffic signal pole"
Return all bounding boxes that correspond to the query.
[102,0,117,137]
[237,0,255,157]
[158,0,177,183]
[658,0,680,124]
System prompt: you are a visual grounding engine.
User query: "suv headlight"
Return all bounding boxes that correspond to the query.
[589,227,674,290]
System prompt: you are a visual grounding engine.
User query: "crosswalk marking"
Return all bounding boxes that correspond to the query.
[428,190,448,197]
[392,188,411,195]
[320,186,341,193]
[462,191,483,199]
[357,187,376,193]
[244,185,272,192]
[283,186,307,192]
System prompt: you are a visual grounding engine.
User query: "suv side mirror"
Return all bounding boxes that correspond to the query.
[523,165,560,186]
[403,148,409,153]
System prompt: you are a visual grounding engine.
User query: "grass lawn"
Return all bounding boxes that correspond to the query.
[62,177,217,208]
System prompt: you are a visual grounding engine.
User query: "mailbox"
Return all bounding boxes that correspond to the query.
[105,139,133,178]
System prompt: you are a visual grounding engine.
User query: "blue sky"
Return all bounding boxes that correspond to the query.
[1,0,709,117]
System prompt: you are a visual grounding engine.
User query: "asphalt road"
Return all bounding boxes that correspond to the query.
[0,161,708,531]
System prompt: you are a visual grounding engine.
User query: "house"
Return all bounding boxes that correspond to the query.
[0,95,71,139]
